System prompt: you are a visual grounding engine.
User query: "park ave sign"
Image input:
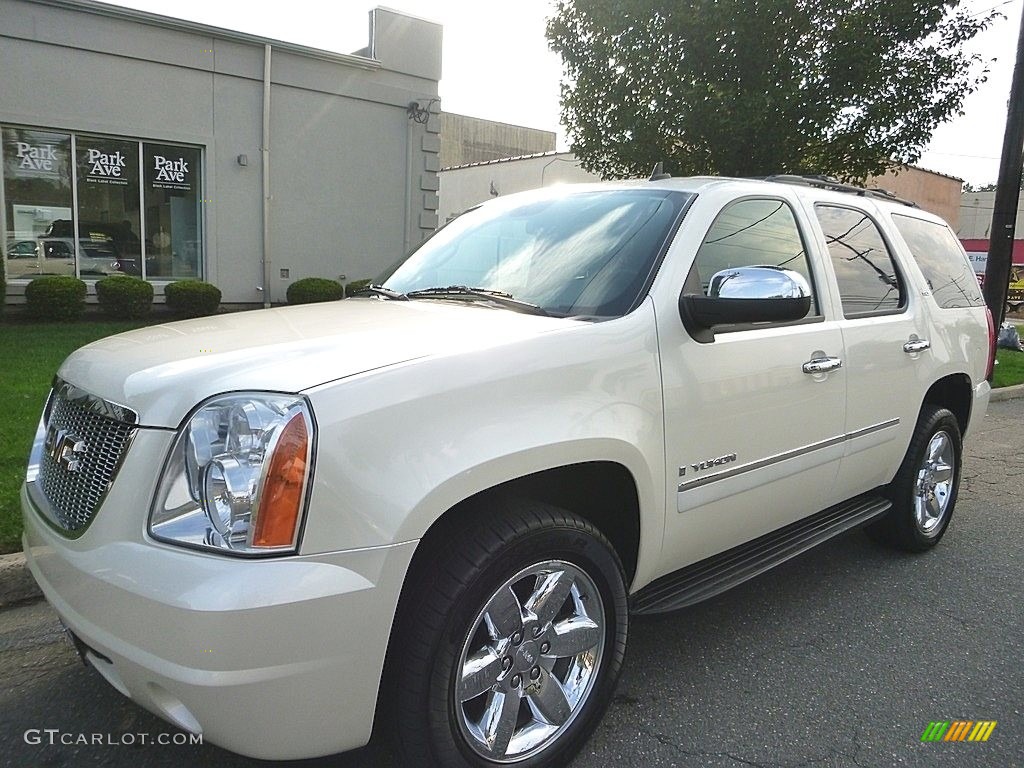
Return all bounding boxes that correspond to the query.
[14,142,58,173]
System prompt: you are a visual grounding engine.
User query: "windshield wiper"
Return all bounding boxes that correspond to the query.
[405,286,551,316]
[350,284,408,301]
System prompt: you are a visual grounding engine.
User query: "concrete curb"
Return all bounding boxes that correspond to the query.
[0,382,1022,609]
[991,383,1024,402]
[0,552,40,608]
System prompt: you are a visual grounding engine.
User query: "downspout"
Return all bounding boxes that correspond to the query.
[261,43,272,308]
[403,111,415,254]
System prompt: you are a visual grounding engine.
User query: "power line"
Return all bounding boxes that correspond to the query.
[969,0,1017,19]
[924,151,1001,160]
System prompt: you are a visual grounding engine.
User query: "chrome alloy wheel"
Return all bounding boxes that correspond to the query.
[913,430,956,535]
[454,560,606,763]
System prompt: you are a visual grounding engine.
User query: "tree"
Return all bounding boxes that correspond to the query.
[547,0,995,181]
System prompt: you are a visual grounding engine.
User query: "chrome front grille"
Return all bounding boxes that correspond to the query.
[35,380,138,534]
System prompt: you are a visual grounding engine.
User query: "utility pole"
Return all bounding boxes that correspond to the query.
[984,4,1024,327]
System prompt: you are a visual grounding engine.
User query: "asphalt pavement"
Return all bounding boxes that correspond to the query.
[1,400,1021,768]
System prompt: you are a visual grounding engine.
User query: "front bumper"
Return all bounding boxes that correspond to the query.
[21,468,416,760]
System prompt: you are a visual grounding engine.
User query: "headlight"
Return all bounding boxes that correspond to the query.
[150,393,315,556]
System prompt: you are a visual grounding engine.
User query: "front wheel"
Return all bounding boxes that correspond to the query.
[867,405,962,551]
[389,499,628,767]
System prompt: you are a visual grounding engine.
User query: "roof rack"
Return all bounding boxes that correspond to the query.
[761,174,918,208]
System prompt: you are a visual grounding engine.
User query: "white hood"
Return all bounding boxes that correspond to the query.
[58,299,568,427]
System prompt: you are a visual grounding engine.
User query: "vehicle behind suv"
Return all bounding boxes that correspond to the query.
[21,175,993,766]
[3,237,120,278]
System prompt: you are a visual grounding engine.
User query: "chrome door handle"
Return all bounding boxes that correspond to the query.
[802,356,843,374]
[903,338,931,353]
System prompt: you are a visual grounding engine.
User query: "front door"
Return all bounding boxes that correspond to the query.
[656,196,848,573]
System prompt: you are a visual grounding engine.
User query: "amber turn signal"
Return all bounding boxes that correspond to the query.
[253,412,309,548]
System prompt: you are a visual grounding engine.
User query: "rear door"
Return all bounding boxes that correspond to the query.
[806,202,923,501]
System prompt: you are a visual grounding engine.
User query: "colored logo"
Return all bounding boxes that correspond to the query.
[921,721,996,742]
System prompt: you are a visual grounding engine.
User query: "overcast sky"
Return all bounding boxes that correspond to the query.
[105,0,1021,186]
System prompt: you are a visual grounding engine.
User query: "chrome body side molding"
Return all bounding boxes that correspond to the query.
[677,418,899,494]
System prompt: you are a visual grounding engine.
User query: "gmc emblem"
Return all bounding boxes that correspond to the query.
[45,428,87,473]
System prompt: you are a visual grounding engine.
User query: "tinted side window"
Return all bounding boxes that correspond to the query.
[815,205,902,316]
[891,214,984,309]
[694,198,819,315]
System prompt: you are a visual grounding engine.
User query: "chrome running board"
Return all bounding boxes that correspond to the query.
[631,495,891,615]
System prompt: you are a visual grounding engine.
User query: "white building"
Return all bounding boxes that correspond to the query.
[957,189,1024,239]
[439,152,597,223]
[2,0,443,306]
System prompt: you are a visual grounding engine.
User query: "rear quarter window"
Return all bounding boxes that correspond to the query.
[891,214,984,309]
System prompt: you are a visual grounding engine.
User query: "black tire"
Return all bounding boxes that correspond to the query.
[387,497,629,768]
[866,405,962,552]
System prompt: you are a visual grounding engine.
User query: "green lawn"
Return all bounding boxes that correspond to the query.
[0,322,1022,555]
[0,321,155,553]
[993,347,1024,390]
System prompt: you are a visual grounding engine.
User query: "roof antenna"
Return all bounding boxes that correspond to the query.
[649,161,672,181]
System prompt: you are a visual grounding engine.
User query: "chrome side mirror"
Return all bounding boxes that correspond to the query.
[679,265,813,342]
[708,266,811,300]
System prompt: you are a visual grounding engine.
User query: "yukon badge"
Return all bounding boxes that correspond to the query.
[45,428,87,473]
[679,453,737,477]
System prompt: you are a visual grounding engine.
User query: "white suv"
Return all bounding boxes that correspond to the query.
[21,176,994,766]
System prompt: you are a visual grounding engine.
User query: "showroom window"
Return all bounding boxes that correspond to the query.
[75,135,142,277]
[2,127,74,280]
[144,143,202,280]
[2,125,203,282]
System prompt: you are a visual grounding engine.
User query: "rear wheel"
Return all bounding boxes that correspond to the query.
[867,405,962,551]
[389,499,628,767]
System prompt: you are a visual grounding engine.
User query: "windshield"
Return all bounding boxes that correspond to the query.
[381,188,692,317]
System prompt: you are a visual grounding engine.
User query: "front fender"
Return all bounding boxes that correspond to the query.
[298,302,666,590]
[395,438,661,590]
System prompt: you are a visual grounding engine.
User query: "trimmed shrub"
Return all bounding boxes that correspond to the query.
[96,275,153,319]
[165,280,221,318]
[0,268,5,319]
[25,276,87,321]
[287,277,344,304]
[345,278,373,297]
